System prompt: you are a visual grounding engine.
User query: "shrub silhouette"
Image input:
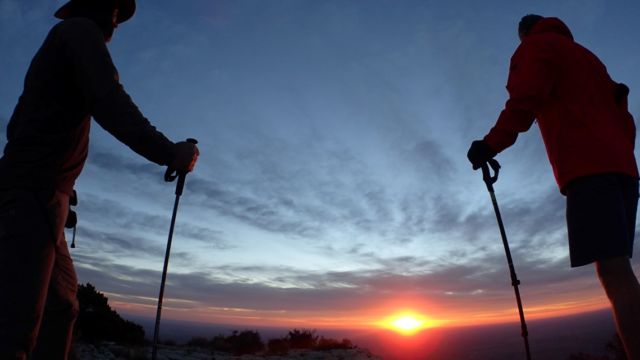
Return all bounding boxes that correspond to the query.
[74,283,145,345]
[227,330,264,355]
[316,337,354,351]
[209,334,233,353]
[604,334,627,360]
[267,338,289,355]
[186,336,209,348]
[187,328,355,356]
[567,333,627,360]
[287,329,318,349]
[188,330,264,355]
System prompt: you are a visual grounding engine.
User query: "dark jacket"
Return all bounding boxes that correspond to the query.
[484,17,638,193]
[0,18,176,195]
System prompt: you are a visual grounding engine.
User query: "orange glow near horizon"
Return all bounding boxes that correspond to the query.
[105,289,612,332]
[377,312,436,336]
[108,296,611,330]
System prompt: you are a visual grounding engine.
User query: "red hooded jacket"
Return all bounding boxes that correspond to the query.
[484,17,638,193]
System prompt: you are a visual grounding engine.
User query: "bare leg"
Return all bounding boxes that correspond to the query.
[596,257,640,360]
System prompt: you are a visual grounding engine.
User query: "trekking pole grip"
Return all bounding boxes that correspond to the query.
[173,138,197,196]
[481,159,501,187]
[164,137,198,184]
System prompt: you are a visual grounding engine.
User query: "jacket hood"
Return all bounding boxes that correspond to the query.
[529,17,574,41]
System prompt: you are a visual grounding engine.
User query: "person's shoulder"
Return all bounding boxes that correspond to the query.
[513,34,561,58]
[54,18,103,40]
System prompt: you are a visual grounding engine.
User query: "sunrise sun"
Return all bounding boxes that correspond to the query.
[380,312,432,336]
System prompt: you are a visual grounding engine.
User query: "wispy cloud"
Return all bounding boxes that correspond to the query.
[0,116,7,135]
[77,193,228,247]
[74,250,602,325]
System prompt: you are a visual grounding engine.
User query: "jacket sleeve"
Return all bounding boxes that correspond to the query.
[60,19,176,166]
[484,38,556,152]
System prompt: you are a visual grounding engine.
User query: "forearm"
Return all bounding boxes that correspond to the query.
[484,106,536,152]
[92,85,176,166]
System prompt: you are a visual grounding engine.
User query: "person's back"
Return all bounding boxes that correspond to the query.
[484,17,637,192]
[1,19,95,195]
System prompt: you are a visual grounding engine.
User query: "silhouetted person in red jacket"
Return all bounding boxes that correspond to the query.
[468,15,639,359]
[0,0,199,358]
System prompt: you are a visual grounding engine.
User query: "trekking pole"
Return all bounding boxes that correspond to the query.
[152,138,198,360]
[481,159,532,360]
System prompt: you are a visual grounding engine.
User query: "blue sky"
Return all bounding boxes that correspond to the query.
[1,0,640,328]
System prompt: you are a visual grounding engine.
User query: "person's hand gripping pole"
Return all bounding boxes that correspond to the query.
[165,138,200,194]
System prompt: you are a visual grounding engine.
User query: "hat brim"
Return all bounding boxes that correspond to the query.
[54,0,136,24]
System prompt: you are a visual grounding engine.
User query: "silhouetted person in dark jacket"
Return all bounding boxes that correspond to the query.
[0,0,199,358]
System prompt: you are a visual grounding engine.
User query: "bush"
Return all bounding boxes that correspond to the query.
[228,330,264,355]
[191,330,264,355]
[316,337,353,351]
[287,329,318,349]
[267,338,289,355]
[210,334,233,353]
[110,345,149,360]
[74,283,145,345]
[161,339,177,346]
[567,333,627,360]
[186,336,209,348]
[191,328,356,356]
[605,334,627,360]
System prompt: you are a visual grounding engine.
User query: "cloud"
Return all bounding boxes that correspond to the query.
[408,140,455,179]
[74,250,601,324]
[75,226,166,259]
[76,193,228,248]
[182,137,402,241]
[0,116,7,134]
[75,256,482,313]
[72,132,603,326]
[0,0,26,29]
[422,184,565,246]
[188,176,324,238]
[0,0,56,40]
[87,149,165,181]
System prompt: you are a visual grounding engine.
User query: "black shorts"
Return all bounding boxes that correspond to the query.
[565,173,639,267]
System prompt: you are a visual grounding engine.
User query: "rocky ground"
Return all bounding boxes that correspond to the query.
[74,342,382,360]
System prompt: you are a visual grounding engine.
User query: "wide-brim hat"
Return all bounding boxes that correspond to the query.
[54,0,136,24]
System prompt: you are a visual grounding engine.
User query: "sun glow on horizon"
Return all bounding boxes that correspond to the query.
[379,312,434,336]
